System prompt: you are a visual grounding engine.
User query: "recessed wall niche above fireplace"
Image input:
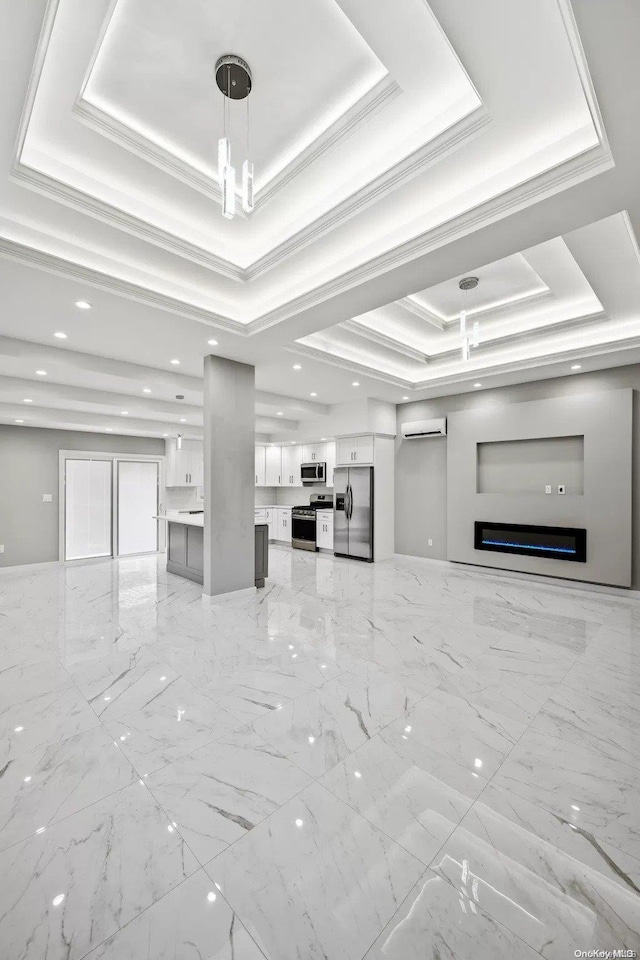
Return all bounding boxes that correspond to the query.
[474,521,587,562]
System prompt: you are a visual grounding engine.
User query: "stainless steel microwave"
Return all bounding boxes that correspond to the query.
[300,461,326,484]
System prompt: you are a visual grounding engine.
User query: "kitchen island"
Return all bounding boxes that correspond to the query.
[155,513,268,588]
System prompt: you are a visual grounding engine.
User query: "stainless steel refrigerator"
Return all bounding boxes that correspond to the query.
[333,466,374,561]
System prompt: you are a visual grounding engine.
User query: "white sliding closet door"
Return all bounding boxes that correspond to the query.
[65,459,112,560]
[117,460,159,556]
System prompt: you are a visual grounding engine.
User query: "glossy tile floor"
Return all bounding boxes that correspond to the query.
[0,546,639,959]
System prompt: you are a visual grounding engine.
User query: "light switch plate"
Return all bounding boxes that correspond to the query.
[558,485,566,495]
[0,545,4,553]
[428,539,433,546]
[42,493,53,502]
[545,485,552,494]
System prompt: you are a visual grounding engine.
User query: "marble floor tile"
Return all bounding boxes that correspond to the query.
[386,686,526,779]
[0,780,199,960]
[320,726,486,865]
[531,681,640,771]
[492,728,640,859]
[64,648,180,720]
[251,683,376,778]
[363,871,541,960]
[83,869,266,959]
[2,549,639,958]
[0,727,138,851]
[0,684,101,766]
[146,727,311,864]
[0,657,75,708]
[102,678,243,776]
[430,796,640,957]
[206,782,424,960]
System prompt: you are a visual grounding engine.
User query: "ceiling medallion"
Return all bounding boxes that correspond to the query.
[216,55,254,219]
[458,276,479,361]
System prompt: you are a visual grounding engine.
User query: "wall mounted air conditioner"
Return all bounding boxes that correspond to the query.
[401,418,447,440]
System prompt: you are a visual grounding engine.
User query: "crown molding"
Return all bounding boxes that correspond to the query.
[75,77,402,213]
[396,297,446,330]
[9,162,247,282]
[341,319,428,362]
[0,236,248,334]
[245,105,491,280]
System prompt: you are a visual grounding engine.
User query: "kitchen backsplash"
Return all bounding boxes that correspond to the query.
[163,486,203,511]
[254,487,277,505]
[275,485,332,506]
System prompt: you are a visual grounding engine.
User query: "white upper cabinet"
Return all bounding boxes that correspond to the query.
[255,446,266,486]
[166,439,203,486]
[336,435,374,466]
[265,445,282,486]
[325,440,336,487]
[302,442,326,463]
[281,444,303,486]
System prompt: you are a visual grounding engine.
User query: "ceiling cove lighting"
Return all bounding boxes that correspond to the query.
[216,55,254,218]
[75,300,92,310]
[458,276,479,362]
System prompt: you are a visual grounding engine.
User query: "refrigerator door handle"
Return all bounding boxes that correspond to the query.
[347,483,353,520]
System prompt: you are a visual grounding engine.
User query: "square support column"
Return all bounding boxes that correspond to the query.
[203,354,255,598]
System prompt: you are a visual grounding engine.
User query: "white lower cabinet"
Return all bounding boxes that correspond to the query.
[276,507,292,543]
[265,508,276,541]
[316,511,334,550]
[254,508,266,525]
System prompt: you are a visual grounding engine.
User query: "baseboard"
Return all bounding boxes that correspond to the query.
[0,559,61,574]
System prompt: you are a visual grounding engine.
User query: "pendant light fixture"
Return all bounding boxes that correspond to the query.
[215,55,254,219]
[458,277,479,361]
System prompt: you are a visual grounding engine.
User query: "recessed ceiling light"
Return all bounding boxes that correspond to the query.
[170,359,181,365]
[143,388,151,394]
[402,396,409,400]
[473,382,482,388]
[75,300,92,310]
[352,381,360,387]
[23,398,32,403]
[277,411,283,416]
[121,411,129,416]
[320,437,327,441]
[571,364,582,371]
[105,427,113,432]
[54,331,67,339]
[14,419,24,423]
[162,433,168,437]
[207,339,219,347]
[293,364,302,370]
[36,370,47,376]
[310,392,317,397]
[180,418,187,423]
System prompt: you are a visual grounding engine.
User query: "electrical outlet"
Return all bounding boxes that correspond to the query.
[545,485,552,494]
[428,538,433,546]
[558,484,566,495]
[0,545,4,553]
[42,493,52,502]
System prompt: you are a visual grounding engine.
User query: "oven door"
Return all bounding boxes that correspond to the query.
[292,514,317,550]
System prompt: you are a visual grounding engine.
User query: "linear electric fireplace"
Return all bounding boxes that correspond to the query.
[474,521,587,562]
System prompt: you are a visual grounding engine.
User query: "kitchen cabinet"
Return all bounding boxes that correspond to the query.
[254,508,266,525]
[255,446,266,486]
[302,442,326,463]
[336,434,374,466]
[281,444,303,486]
[265,507,276,540]
[166,439,203,486]
[325,441,336,487]
[276,507,292,543]
[265,446,282,486]
[316,511,334,550]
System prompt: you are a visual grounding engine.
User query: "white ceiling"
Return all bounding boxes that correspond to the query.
[1,0,640,440]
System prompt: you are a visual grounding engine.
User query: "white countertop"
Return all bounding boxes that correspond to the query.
[156,513,269,528]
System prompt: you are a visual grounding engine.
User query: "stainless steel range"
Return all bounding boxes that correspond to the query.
[291,494,333,551]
